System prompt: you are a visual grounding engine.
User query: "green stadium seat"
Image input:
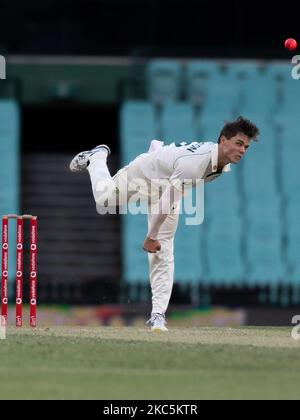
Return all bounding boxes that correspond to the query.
[147,60,182,105]
[239,77,278,115]
[203,81,238,115]
[267,62,291,81]
[286,234,300,285]
[206,233,244,286]
[0,100,20,211]
[161,103,196,140]
[120,101,157,161]
[280,78,300,114]
[185,60,222,106]
[199,112,233,140]
[246,226,284,286]
[174,200,204,284]
[0,100,20,286]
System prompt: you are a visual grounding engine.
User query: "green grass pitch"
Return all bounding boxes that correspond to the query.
[0,327,299,400]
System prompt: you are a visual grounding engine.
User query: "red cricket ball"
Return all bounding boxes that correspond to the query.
[284,38,297,51]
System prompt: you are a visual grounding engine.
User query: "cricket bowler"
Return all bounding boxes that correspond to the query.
[70,116,259,331]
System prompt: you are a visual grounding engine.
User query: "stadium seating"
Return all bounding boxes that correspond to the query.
[147,60,182,105]
[286,233,300,285]
[185,60,222,106]
[246,233,284,286]
[0,99,20,213]
[174,200,204,285]
[161,103,197,140]
[0,99,20,285]
[120,101,157,162]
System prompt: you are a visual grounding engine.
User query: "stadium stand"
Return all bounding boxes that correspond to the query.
[161,103,197,140]
[0,99,20,285]
[120,101,157,160]
[146,60,182,105]
[21,153,121,303]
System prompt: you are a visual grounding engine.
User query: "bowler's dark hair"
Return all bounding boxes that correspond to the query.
[218,116,259,143]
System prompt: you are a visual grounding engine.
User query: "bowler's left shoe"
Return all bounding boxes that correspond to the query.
[69,144,111,172]
[146,313,168,332]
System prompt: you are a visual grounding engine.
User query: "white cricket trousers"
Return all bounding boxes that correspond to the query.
[87,154,179,316]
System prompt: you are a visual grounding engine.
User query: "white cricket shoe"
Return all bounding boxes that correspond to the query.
[146,313,168,332]
[69,144,111,172]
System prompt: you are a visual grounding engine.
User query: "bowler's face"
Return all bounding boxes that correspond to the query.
[221,133,250,164]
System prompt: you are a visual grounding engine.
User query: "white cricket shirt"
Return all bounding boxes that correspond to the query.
[134,141,231,189]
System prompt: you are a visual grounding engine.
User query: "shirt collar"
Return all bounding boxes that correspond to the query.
[211,143,231,173]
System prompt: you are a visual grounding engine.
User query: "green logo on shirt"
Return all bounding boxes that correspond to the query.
[174,142,204,153]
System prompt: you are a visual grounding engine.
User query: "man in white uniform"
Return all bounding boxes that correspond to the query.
[70,116,259,331]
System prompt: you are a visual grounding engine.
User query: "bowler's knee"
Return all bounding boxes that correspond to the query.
[94,180,116,205]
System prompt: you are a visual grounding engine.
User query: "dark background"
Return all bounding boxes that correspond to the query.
[0,0,299,58]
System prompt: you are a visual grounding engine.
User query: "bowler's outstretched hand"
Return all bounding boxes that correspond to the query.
[143,237,161,253]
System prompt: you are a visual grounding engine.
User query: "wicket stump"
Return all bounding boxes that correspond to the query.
[1,214,38,327]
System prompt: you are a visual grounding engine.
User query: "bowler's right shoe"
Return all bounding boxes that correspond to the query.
[146,313,168,332]
[69,144,111,173]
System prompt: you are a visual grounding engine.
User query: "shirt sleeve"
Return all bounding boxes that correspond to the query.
[147,153,210,240]
[169,154,210,191]
[147,184,182,240]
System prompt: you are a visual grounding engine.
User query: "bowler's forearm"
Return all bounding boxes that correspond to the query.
[147,185,181,240]
[147,213,168,240]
